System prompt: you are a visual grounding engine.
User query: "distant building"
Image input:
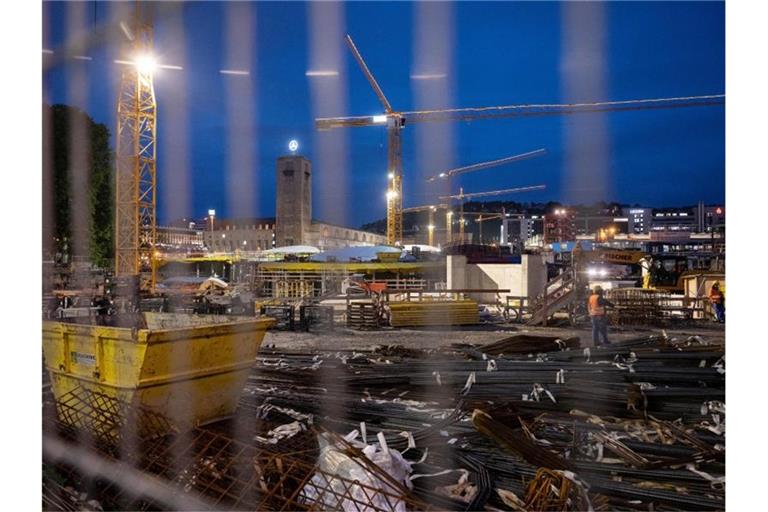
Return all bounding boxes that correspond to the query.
[544,209,575,243]
[650,207,696,232]
[623,207,653,234]
[191,155,386,254]
[156,225,205,253]
[274,154,385,249]
[695,202,725,233]
[500,214,544,246]
[203,218,276,252]
[572,215,628,236]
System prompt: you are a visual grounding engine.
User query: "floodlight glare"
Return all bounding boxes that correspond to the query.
[135,54,157,74]
[372,115,388,124]
[288,139,299,152]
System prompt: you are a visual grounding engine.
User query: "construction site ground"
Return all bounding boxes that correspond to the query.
[263,322,726,352]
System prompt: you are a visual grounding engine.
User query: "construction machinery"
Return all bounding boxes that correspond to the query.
[317,34,724,247]
[114,8,158,291]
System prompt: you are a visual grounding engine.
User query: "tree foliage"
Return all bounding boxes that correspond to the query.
[46,104,114,268]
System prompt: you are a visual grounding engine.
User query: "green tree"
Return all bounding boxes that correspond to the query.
[46,104,113,268]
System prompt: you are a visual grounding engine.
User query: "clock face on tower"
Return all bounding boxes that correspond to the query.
[288,140,298,152]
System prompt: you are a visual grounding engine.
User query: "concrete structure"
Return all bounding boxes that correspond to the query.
[446,253,548,303]
[275,155,312,247]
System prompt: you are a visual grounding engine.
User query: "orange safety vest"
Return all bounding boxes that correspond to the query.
[588,294,606,316]
[709,290,723,304]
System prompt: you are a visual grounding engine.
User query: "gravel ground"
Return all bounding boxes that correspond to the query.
[262,322,725,352]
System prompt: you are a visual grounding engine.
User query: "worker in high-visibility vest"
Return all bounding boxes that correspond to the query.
[709,282,725,323]
[588,286,614,347]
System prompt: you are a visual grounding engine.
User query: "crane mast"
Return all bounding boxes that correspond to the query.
[114,14,157,289]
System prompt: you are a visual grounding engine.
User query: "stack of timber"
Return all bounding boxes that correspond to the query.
[388,299,479,327]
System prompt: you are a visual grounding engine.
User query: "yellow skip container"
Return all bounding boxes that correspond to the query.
[42,313,275,435]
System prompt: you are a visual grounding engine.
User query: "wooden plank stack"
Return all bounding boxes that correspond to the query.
[388,299,479,327]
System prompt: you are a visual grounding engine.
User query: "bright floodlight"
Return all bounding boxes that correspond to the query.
[386,190,398,200]
[135,54,157,74]
[372,115,388,124]
[388,172,395,180]
[428,224,435,230]
[289,139,299,152]
[208,209,216,216]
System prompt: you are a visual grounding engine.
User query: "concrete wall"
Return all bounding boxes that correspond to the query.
[275,155,311,246]
[447,254,548,303]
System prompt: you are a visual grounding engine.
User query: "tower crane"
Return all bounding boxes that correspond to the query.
[441,185,546,243]
[401,204,448,247]
[316,34,724,247]
[114,6,158,290]
[403,149,547,246]
[426,149,546,242]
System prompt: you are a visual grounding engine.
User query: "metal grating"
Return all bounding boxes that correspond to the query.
[44,388,430,511]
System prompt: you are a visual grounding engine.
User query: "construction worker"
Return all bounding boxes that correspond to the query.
[709,282,725,323]
[588,286,614,347]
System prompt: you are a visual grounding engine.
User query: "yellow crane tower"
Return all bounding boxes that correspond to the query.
[114,10,158,290]
[316,33,724,247]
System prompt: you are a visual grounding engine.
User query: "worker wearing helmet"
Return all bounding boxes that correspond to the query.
[709,282,725,323]
[588,286,614,347]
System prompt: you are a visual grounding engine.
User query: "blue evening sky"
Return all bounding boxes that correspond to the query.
[43,1,724,227]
